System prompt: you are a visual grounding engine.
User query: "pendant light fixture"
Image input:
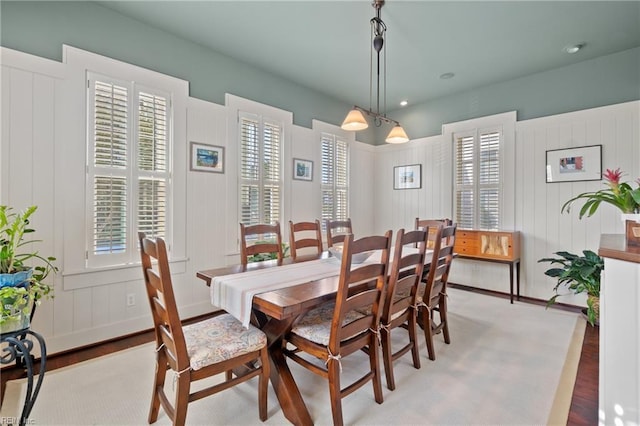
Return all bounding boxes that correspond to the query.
[341,0,409,144]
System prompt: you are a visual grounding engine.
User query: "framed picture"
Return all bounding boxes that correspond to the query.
[293,158,313,181]
[394,164,422,190]
[190,142,224,173]
[545,145,602,183]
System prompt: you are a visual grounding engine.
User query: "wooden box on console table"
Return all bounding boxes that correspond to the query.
[453,230,521,303]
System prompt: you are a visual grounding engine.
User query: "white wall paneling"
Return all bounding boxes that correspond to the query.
[373,135,451,235]
[2,44,638,354]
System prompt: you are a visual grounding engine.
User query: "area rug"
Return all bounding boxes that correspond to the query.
[1,288,584,425]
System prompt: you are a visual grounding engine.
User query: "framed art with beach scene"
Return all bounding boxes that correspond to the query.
[545,145,601,183]
[190,142,224,173]
[293,158,313,181]
[394,164,422,190]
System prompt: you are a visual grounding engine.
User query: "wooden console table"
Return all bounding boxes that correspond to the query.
[453,229,521,303]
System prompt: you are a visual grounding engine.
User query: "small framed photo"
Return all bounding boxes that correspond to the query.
[190,142,224,173]
[394,164,422,190]
[545,145,602,183]
[293,158,313,181]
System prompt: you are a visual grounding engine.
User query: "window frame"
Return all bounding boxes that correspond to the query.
[443,111,516,231]
[453,127,502,230]
[61,45,188,290]
[85,72,173,268]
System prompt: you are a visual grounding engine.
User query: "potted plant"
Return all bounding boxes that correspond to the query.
[0,205,57,334]
[538,250,603,326]
[562,167,640,218]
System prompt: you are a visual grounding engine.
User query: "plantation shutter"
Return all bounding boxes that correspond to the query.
[478,131,500,229]
[87,73,173,267]
[454,129,501,230]
[321,133,349,229]
[90,79,129,256]
[239,112,282,228]
[137,91,169,239]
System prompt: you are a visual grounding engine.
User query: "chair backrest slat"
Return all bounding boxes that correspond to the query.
[415,218,452,249]
[329,231,392,352]
[138,232,190,372]
[383,228,428,324]
[289,220,323,260]
[325,218,353,248]
[423,225,457,306]
[240,222,283,267]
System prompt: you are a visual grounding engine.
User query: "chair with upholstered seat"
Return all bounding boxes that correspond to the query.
[325,218,353,248]
[138,232,269,426]
[416,224,457,361]
[283,231,392,426]
[289,220,323,262]
[379,228,428,390]
[240,222,283,267]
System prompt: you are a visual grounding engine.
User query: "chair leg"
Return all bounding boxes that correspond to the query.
[380,326,395,390]
[440,296,451,344]
[422,307,436,361]
[369,334,384,404]
[408,312,421,370]
[148,352,167,424]
[258,348,269,421]
[173,371,191,426]
[327,358,344,426]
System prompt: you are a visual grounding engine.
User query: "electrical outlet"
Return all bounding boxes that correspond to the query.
[127,293,135,307]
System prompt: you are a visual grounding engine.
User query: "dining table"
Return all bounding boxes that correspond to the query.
[196,249,432,426]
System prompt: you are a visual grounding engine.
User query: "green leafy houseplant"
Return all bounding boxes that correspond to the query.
[0,205,57,333]
[247,241,290,263]
[538,250,603,326]
[562,168,640,218]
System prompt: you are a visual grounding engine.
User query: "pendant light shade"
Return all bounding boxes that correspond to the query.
[341,0,409,144]
[341,108,369,131]
[385,125,409,144]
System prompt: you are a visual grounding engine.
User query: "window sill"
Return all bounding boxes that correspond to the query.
[62,257,188,290]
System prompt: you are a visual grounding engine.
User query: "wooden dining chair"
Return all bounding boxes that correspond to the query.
[416,224,457,361]
[415,217,452,249]
[289,219,323,262]
[138,232,269,426]
[379,227,428,390]
[240,222,283,267]
[325,218,353,248]
[283,231,392,426]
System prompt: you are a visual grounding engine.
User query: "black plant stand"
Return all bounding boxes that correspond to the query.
[1,328,46,426]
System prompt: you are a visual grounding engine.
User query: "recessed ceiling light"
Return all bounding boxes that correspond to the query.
[400,100,408,107]
[564,43,585,54]
[440,72,455,80]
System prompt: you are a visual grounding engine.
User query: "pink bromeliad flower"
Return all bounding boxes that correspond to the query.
[604,168,622,194]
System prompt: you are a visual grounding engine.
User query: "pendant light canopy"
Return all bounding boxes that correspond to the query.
[340,0,409,144]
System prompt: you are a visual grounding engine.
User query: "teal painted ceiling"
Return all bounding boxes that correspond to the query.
[98,1,640,111]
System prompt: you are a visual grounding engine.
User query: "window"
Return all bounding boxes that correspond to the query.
[86,73,171,267]
[321,133,349,228]
[238,112,282,228]
[454,128,501,230]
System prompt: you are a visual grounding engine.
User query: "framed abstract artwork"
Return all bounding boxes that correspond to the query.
[545,145,601,183]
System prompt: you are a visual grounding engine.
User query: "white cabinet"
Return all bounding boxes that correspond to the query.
[598,234,640,426]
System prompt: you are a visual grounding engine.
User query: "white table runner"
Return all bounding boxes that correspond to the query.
[211,257,345,328]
